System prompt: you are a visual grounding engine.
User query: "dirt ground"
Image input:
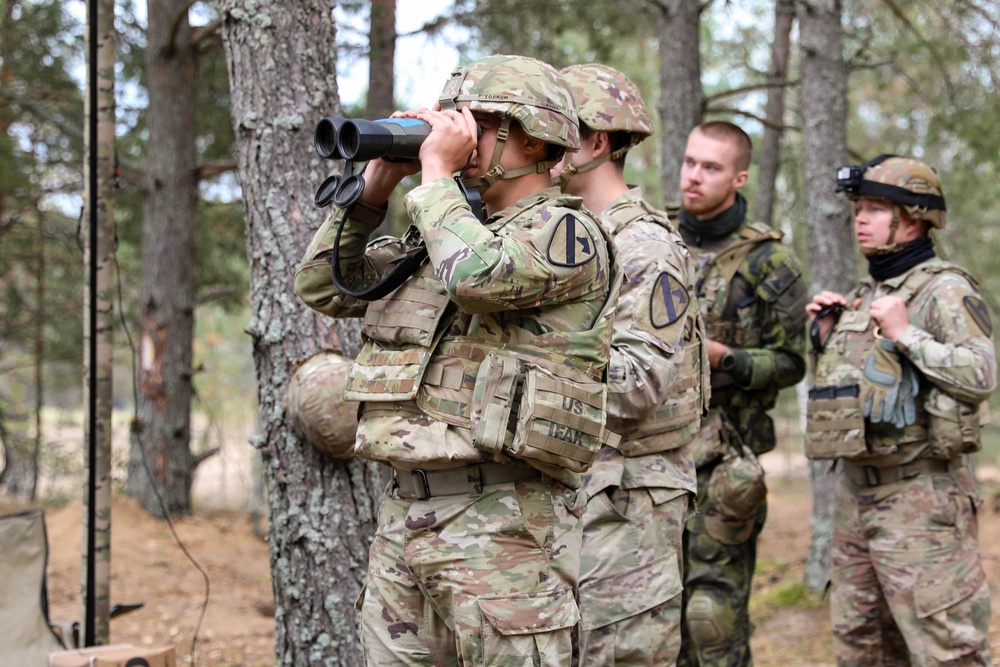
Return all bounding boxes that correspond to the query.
[8,464,1000,666]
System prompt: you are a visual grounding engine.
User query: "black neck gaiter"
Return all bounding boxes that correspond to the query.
[679,193,747,246]
[867,236,936,282]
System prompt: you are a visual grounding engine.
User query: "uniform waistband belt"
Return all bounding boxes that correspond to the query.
[843,458,962,487]
[393,463,541,500]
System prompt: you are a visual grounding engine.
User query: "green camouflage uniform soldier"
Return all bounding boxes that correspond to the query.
[807,155,995,666]
[675,122,808,667]
[553,64,708,666]
[294,54,622,666]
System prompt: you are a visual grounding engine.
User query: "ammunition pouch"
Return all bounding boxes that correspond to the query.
[471,351,609,473]
[925,387,983,459]
[617,338,706,456]
[804,384,866,460]
[344,273,452,402]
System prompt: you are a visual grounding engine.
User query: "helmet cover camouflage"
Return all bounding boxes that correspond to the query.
[559,64,653,139]
[438,54,580,151]
[704,445,767,545]
[284,352,358,459]
[854,157,948,229]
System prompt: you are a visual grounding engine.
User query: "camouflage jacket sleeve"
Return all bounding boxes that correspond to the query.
[728,241,808,391]
[293,201,419,317]
[403,178,611,314]
[896,272,997,403]
[605,220,691,420]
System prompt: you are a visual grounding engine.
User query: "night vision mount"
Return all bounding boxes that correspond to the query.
[834,153,946,212]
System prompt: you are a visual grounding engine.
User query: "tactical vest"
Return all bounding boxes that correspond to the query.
[697,222,784,349]
[806,260,984,460]
[345,235,623,475]
[694,223,790,424]
[602,197,709,455]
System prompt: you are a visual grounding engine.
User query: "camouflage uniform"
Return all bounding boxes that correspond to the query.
[677,204,808,667]
[556,64,706,667]
[578,188,704,666]
[809,156,995,666]
[295,56,620,666]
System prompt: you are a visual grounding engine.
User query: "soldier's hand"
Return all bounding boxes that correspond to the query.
[806,292,858,349]
[359,155,421,206]
[869,296,909,341]
[706,339,730,369]
[806,291,848,320]
[417,107,478,182]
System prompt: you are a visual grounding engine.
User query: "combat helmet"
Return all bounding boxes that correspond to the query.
[836,154,947,252]
[438,54,579,192]
[552,64,653,186]
[704,445,767,545]
[284,352,358,459]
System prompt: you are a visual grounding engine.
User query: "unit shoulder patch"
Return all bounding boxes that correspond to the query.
[545,213,597,267]
[963,295,992,337]
[649,271,690,328]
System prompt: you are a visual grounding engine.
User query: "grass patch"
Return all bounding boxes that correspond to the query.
[751,557,825,627]
[760,581,821,610]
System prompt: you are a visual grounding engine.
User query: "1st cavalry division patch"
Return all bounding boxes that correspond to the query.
[546,213,597,267]
[650,271,690,328]
[963,295,992,337]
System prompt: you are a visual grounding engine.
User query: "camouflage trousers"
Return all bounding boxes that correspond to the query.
[830,464,992,666]
[359,475,584,666]
[577,482,691,666]
[677,461,766,667]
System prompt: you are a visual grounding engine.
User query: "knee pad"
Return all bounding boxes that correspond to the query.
[685,590,734,651]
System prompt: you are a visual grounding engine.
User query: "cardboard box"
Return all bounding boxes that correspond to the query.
[48,644,176,667]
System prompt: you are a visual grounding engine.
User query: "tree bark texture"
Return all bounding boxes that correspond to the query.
[798,0,852,593]
[220,2,385,664]
[128,0,198,517]
[754,0,795,227]
[367,0,396,119]
[656,0,703,208]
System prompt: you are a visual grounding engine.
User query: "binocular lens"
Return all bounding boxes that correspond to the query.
[315,117,347,160]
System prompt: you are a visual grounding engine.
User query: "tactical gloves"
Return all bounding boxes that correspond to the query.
[860,339,919,429]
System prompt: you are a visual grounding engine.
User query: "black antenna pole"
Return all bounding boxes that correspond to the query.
[84,0,99,648]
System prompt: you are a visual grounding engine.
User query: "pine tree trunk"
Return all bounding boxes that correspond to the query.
[128,0,199,517]
[754,0,795,226]
[798,0,852,593]
[220,2,385,663]
[367,0,396,119]
[656,0,703,207]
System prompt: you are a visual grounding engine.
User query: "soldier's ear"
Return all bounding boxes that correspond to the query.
[591,131,611,159]
[733,169,749,190]
[522,133,546,160]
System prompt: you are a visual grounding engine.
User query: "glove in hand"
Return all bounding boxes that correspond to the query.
[860,339,906,425]
[891,359,920,428]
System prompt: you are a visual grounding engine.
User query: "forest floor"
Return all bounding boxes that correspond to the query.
[6,456,1000,666]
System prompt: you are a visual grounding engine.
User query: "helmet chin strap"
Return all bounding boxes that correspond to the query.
[463,116,561,194]
[550,138,636,188]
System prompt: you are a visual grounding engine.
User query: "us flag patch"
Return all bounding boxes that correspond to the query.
[546,214,597,267]
[650,272,690,328]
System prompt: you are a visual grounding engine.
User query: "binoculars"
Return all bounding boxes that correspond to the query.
[314,116,432,162]
[312,116,431,208]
